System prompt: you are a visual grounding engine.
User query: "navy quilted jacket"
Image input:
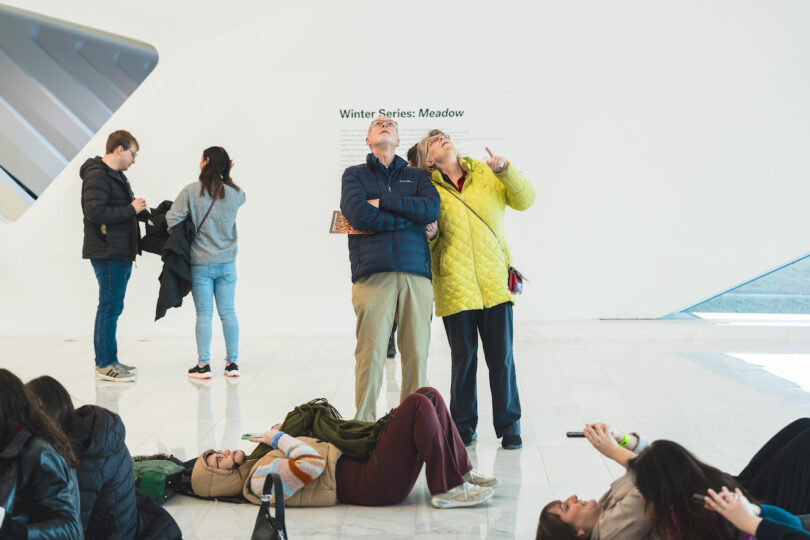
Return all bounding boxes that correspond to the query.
[340,153,440,282]
[69,405,138,539]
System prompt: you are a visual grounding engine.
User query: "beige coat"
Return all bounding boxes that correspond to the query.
[590,473,660,540]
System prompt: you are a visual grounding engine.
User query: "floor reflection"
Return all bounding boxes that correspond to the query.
[190,378,242,453]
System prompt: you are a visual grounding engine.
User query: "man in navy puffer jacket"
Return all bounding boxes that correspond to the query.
[340,116,440,422]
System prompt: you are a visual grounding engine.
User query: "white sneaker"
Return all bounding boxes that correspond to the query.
[464,469,500,488]
[95,365,136,382]
[431,482,494,509]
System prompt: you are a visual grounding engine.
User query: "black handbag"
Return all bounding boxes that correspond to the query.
[251,473,288,540]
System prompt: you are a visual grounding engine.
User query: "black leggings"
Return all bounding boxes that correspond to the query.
[735,418,810,515]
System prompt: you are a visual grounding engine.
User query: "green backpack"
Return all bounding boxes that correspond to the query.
[133,458,185,504]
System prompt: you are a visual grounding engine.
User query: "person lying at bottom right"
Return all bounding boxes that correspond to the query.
[705,486,809,540]
[190,387,498,509]
[536,418,810,539]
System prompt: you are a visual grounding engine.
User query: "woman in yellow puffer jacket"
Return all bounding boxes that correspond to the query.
[417,130,535,450]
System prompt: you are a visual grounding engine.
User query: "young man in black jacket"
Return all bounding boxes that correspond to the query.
[80,130,146,382]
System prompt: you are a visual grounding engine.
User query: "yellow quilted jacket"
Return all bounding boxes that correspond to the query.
[429,157,535,317]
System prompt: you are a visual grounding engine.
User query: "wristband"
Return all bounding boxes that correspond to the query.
[270,431,285,449]
[618,433,630,447]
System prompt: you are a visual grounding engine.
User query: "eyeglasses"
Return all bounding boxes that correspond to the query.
[211,451,244,470]
[127,148,138,159]
[370,119,398,129]
[426,134,446,146]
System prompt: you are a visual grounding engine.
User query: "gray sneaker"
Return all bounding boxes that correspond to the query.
[464,469,500,488]
[114,362,137,374]
[431,482,494,509]
[95,365,136,382]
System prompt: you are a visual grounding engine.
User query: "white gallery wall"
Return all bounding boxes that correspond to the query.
[1,0,810,336]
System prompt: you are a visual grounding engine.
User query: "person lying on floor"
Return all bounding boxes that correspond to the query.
[190,387,498,509]
[536,418,810,539]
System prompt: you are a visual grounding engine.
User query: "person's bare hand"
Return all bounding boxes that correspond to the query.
[426,221,438,240]
[131,198,146,213]
[705,487,762,534]
[367,199,380,208]
[249,424,282,446]
[584,423,620,458]
[485,147,507,173]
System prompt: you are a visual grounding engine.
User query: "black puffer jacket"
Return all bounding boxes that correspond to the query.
[80,157,145,260]
[0,429,82,540]
[70,405,138,539]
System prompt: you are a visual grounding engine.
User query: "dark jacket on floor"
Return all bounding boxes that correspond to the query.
[0,429,82,540]
[155,218,196,320]
[80,157,146,261]
[134,490,182,540]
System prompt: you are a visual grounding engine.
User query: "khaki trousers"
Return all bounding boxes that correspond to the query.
[351,272,433,421]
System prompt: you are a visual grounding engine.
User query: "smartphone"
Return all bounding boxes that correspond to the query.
[692,493,706,503]
[241,432,264,440]
[566,431,585,438]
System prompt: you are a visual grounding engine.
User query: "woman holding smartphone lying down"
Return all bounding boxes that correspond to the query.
[536,419,810,540]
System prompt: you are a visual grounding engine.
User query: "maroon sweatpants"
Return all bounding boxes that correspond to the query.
[335,387,473,505]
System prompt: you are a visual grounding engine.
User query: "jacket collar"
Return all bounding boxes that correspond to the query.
[366,153,407,173]
[430,156,474,186]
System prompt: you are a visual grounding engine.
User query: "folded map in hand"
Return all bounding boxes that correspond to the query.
[330,210,372,234]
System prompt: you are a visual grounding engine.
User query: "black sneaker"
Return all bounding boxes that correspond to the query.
[502,434,523,450]
[461,432,478,447]
[188,364,212,379]
[224,362,240,378]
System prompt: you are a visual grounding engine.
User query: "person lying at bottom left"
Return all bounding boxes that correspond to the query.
[190,387,498,509]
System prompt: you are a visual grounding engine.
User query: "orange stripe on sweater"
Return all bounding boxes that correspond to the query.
[288,454,325,485]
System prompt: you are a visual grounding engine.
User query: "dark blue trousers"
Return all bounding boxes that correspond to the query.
[91,259,132,368]
[442,302,521,438]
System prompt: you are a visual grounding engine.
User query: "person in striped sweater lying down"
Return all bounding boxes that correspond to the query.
[189,387,498,509]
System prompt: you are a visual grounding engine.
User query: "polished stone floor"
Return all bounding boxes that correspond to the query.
[3,319,810,539]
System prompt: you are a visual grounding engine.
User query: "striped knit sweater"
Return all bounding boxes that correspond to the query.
[248,432,326,500]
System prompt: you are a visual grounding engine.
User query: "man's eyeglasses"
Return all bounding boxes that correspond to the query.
[371,119,398,129]
[127,148,138,159]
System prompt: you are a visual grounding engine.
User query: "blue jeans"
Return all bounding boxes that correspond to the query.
[190,262,239,365]
[91,259,132,368]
